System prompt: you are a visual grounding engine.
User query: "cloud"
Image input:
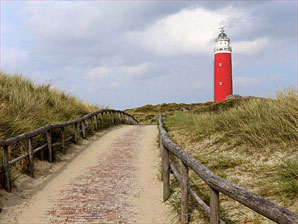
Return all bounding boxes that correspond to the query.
[109,82,119,88]
[234,74,281,87]
[234,76,259,86]
[1,47,30,73]
[119,62,150,76]
[2,48,29,65]
[23,2,101,45]
[192,81,202,89]
[126,6,253,56]
[233,37,270,55]
[3,1,295,109]
[84,62,151,80]
[85,66,110,79]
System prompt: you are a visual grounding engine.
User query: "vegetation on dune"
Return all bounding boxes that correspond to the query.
[128,88,297,223]
[1,72,297,222]
[0,73,99,140]
[125,97,250,124]
[165,89,297,223]
[0,73,105,178]
[165,89,297,147]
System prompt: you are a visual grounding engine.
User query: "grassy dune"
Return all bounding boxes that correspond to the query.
[166,89,297,147]
[0,73,99,140]
[0,73,103,178]
[125,97,250,124]
[127,89,297,223]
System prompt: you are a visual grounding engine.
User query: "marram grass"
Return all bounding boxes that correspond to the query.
[0,72,104,175]
[163,88,297,223]
[165,88,297,147]
[0,72,100,140]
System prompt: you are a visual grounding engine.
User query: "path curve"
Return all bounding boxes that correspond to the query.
[1,125,174,223]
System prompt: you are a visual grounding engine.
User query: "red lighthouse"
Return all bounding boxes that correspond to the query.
[214,27,233,102]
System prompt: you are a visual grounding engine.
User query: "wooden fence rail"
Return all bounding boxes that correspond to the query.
[158,115,298,224]
[1,109,138,192]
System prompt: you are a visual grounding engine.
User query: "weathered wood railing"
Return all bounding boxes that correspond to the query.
[158,115,298,224]
[1,109,138,192]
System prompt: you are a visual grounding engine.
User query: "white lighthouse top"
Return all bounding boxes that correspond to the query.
[214,26,232,54]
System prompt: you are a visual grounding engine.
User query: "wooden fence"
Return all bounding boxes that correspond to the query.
[0,109,138,192]
[158,115,298,224]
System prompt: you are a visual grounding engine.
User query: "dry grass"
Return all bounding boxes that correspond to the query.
[0,73,100,139]
[165,89,297,147]
[0,72,108,179]
[125,98,249,124]
[128,88,297,223]
[163,89,297,223]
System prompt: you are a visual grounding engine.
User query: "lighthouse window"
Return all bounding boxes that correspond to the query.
[219,82,222,86]
[219,63,222,66]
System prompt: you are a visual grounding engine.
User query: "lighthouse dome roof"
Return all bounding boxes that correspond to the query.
[218,32,227,39]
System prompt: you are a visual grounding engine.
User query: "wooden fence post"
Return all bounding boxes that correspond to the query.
[94,115,98,130]
[74,123,78,144]
[112,113,115,125]
[105,112,108,126]
[120,113,123,124]
[210,188,220,224]
[39,143,45,160]
[3,146,11,192]
[89,118,93,130]
[181,162,189,224]
[81,121,86,139]
[104,112,107,126]
[103,112,107,126]
[111,113,115,125]
[161,141,170,201]
[115,113,119,125]
[61,127,65,153]
[122,113,125,123]
[28,137,34,178]
[47,129,52,162]
[99,113,103,128]
[110,112,113,126]
[115,113,118,125]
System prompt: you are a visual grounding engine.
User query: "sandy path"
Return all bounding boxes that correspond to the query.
[1,125,173,223]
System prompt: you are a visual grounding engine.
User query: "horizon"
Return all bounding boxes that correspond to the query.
[1,1,297,110]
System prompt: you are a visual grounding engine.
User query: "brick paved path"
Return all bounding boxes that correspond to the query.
[47,127,142,223]
[12,125,172,223]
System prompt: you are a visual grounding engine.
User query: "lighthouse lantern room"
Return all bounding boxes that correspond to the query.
[214,26,233,102]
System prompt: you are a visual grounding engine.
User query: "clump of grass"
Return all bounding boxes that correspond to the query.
[0,73,99,139]
[277,157,298,197]
[165,88,297,148]
[260,156,297,205]
[199,154,244,170]
[161,88,297,222]
[0,72,105,178]
[125,98,248,124]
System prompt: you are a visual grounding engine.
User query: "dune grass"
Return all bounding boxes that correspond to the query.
[0,72,105,177]
[163,88,297,223]
[0,73,100,139]
[165,88,297,148]
[125,98,249,124]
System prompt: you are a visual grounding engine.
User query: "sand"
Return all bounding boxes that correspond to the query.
[0,125,174,223]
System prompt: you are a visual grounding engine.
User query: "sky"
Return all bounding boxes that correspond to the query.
[1,1,297,110]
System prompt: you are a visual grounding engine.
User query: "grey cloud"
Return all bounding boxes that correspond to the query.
[2,1,297,109]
